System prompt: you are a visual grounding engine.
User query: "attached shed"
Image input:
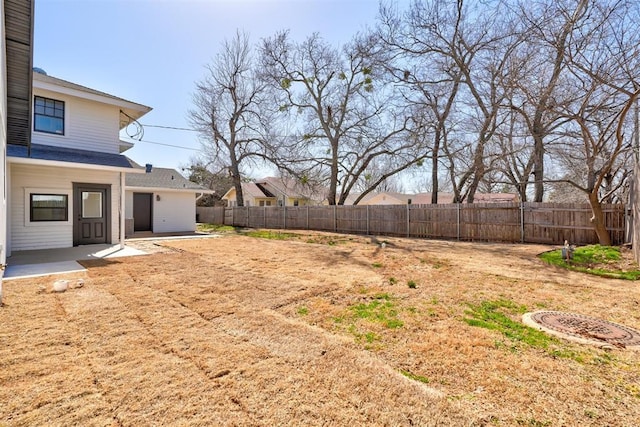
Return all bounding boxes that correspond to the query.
[125,166,212,236]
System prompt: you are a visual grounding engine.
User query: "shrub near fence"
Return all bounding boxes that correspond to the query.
[197,203,626,245]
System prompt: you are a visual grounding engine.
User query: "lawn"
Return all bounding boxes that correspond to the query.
[1,232,639,425]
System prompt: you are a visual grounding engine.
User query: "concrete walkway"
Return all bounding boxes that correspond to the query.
[3,244,147,280]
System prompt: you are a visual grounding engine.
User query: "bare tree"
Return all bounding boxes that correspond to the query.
[259,31,427,205]
[377,1,464,204]
[183,159,235,207]
[550,0,640,244]
[190,31,270,207]
[379,0,525,203]
[355,160,406,194]
[504,0,589,202]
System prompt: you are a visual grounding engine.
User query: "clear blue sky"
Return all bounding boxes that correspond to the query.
[34,0,400,175]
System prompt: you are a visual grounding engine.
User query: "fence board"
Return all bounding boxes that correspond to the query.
[308,206,335,231]
[336,206,368,234]
[409,204,459,239]
[208,203,626,246]
[196,206,224,224]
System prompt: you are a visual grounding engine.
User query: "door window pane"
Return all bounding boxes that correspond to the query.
[82,191,103,218]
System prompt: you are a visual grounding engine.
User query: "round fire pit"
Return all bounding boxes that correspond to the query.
[522,311,640,350]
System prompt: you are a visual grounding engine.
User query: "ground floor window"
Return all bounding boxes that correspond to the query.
[30,193,68,221]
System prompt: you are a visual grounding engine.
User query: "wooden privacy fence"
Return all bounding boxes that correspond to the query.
[197,202,626,245]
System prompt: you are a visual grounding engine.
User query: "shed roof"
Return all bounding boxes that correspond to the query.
[126,167,208,191]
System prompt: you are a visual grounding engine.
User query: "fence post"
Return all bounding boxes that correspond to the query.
[307,205,310,230]
[264,206,267,228]
[407,203,410,237]
[246,207,250,227]
[520,202,525,243]
[334,205,337,232]
[366,205,370,235]
[457,203,461,241]
[283,205,286,230]
[231,207,235,226]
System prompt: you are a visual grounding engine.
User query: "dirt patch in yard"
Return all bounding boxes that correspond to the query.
[1,231,640,425]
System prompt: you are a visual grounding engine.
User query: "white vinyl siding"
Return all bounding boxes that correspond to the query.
[154,192,196,233]
[125,190,197,233]
[31,88,120,154]
[125,190,134,218]
[10,163,121,251]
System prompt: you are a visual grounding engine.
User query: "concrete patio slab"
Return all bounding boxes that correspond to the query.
[3,261,86,280]
[3,244,147,280]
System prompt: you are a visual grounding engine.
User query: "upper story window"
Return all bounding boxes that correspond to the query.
[34,96,65,135]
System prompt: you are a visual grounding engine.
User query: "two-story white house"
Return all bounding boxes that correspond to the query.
[5,69,151,254]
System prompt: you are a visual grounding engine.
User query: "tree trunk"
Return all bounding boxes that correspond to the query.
[532,134,544,202]
[232,173,244,207]
[431,128,440,204]
[466,146,486,204]
[588,192,611,246]
[327,137,339,205]
[229,150,244,207]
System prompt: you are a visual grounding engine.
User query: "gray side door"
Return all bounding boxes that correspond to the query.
[73,183,110,246]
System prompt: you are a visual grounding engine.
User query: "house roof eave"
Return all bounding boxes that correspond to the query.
[7,155,145,174]
[126,185,215,194]
[33,74,152,126]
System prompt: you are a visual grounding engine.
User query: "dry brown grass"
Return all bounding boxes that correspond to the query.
[1,231,639,426]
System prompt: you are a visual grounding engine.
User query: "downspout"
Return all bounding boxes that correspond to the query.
[119,172,125,249]
[196,192,204,202]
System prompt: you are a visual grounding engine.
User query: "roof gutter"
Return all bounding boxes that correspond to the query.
[125,186,215,194]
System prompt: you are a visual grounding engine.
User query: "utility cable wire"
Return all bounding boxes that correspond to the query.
[121,137,200,151]
[140,123,198,132]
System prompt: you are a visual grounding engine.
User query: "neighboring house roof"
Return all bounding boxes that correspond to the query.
[473,193,518,203]
[260,176,327,201]
[33,71,152,127]
[409,193,455,204]
[7,143,139,170]
[126,167,211,192]
[255,182,275,198]
[348,191,518,205]
[222,182,276,200]
[345,192,430,205]
[244,182,275,198]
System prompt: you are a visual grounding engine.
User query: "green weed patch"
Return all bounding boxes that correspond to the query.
[400,369,430,384]
[539,245,640,280]
[463,299,581,360]
[244,230,299,240]
[349,293,404,329]
[197,223,237,233]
